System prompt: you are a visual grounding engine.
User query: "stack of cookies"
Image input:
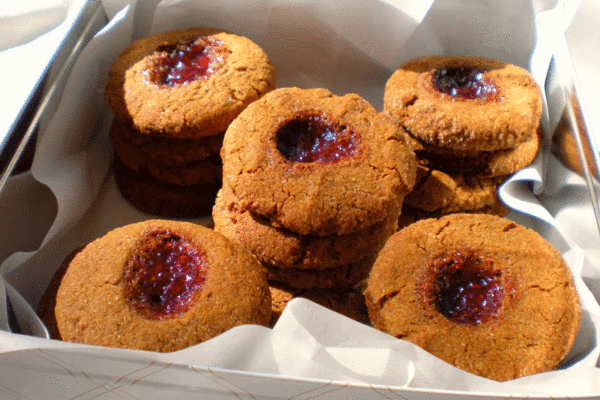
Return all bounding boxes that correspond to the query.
[383,55,542,223]
[105,28,276,217]
[213,87,417,322]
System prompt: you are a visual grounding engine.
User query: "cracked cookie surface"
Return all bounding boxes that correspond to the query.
[221,87,417,236]
[365,213,581,381]
[383,55,542,152]
[405,125,542,178]
[45,220,271,352]
[263,251,376,290]
[213,184,398,270]
[269,282,368,325]
[402,165,509,216]
[105,27,276,138]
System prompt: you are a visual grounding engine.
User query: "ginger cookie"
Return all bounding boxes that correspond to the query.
[105,28,276,138]
[110,118,224,169]
[43,220,271,352]
[221,87,417,236]
[408,126,542,178]
[213,184,398,270]
[383,55,542,152]
[105,28,275,217]
[263,251,376,290]
[269,281,368,325]
[552,93,598,177]
[365,213,581,381]
[402,165,509,216]
[112,155,221,218]
[382,59,542,222]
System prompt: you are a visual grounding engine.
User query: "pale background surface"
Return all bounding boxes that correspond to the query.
[0,0,598,155]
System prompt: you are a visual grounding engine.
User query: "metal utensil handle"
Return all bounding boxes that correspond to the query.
[0,0,105,196]
[555,34,600,236]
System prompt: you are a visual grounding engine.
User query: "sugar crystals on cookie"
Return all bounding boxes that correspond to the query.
[384,55,543,221]
[104,28,276,217]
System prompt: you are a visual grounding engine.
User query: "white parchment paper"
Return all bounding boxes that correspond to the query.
[1,0,599,398]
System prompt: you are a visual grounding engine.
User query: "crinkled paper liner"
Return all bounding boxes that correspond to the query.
[1,0,599,398]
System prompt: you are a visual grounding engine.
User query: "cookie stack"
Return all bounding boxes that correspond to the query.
[383,55,542,222]
[213,87,417,322]
[105,28,276,217]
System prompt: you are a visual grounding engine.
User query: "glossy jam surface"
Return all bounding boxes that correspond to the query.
[432,66,499,101]
[431,249,503,325]
[276,113,361,164]
[123,230,207,319]
[148,38,222,86]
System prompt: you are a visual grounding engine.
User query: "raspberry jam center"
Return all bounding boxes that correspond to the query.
[276,113,361,164]
[123,230,207,320]
[431,249,503,325]
[432,66,499,101]
[148,38,222,86]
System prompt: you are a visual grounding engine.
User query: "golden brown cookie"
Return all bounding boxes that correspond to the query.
[105,28,276,138]
[105,28,274,217]
[264,252,376,290]
[269,281,368,325]
[402,165,509,216]
[44,220,271,352]
[221,87,417,236]
[111,130,223,186]
[397,203,508,231]
[384,55,542,152]
[113,155,221,218]
[37,247,84,341]
[213,185,398,270]
[408,126,542,178]
[365,213,581,381]
[110,118,224,169]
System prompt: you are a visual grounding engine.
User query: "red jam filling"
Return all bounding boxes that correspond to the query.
[430,249,503,325]
[147,38,222,86]
[123,230,207,320]
[275,113,361,164]
[432,66,499,101]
